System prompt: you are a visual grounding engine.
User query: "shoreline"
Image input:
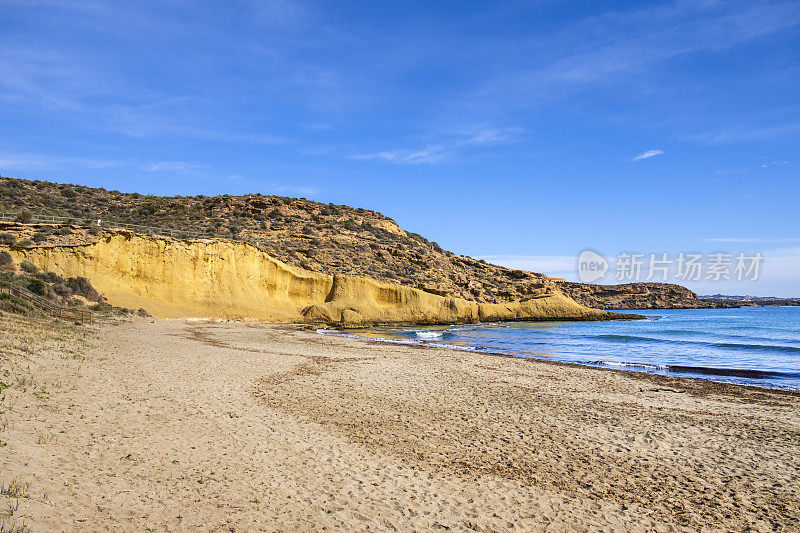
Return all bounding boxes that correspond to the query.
[318,325,800,395]
[2,316,798,530]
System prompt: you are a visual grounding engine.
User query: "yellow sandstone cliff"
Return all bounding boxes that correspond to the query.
[3,232,628,325]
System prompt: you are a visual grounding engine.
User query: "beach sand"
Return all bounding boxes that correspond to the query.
[1,316,798,531]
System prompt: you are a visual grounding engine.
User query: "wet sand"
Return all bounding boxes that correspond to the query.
[1,317,798,531]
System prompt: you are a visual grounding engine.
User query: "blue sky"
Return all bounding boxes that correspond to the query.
[1,0,799,295]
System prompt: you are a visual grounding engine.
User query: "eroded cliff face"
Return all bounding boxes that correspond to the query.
[3,232,631,325]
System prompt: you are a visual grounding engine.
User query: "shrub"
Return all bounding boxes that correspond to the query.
[138,204,158,216]
[52,283,72,297]
[320,204,341,216]
[67,277,100,301]
[33,230,51,242]
[16,239,34,247]
[35,271,63,283]
[27,278,47,295]
[40,193,61,207]
[0,293,30,315]
[0,251,12,267]
[0,232,15,246]
[15,210,33,223]
[20,260,38,273]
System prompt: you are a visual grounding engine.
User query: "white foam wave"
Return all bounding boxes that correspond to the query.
[414,330,444,339]
[595,360,668,371]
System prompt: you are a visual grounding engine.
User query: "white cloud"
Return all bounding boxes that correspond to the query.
[0,151,209,177]
[460,127,524,146]
[0,152,127,171]
[349,145,449,165]
[468,1,800,111]
[631,149,664,161]
[272,185,320,197]
[349,125,522,165]
[146,161,209,174]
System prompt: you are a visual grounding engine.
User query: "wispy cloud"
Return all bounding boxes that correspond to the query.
[146,161,209,174]
[467,1,800,111]
[350,145,449,165]
[103,103,287,145]
[0,151,208,176]
[686,123,800,144]
[631,149,664,161]
[0,46,288,146]
[458,126,524,146]
[349,126,523,165]
[760,160,789,168]
[272,185,320,197]
[0,152,128,171]
[224,174,320,197]
[713,156,789,175]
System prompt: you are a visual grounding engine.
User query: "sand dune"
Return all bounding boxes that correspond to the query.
[1,317,798,531]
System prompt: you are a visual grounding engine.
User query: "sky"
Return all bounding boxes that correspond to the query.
[1,0,798,295]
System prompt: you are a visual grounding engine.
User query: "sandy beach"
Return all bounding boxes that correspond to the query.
[1,315,799,531]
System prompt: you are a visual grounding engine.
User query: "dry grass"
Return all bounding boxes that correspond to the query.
[0,481,27,500]
[0,313,99,531]
[0,481,29,533]
[0,313,94,429]
[0,520,29,533]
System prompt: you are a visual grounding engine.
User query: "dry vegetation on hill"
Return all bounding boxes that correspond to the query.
[0,177,554,304]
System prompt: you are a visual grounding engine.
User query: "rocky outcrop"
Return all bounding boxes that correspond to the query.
[559,282,740,310]
[3,232,636,325]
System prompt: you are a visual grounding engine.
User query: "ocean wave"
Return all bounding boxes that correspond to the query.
[590,360,668,371]
[316,329,479,353]
[413,330,446,339]
[594,334,800,353]
[316,328,363,339]
[591,360,800,382]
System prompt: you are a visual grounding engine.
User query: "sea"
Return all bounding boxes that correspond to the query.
[321,307,800,391]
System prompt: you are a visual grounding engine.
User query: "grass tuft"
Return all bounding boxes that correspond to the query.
[0,480,29,499]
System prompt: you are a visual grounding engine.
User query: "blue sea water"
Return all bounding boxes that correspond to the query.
[326,307,800,390]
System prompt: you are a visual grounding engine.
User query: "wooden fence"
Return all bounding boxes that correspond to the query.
[0,286,93,324]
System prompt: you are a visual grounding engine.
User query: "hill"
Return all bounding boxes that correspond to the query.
[559,282,741,310]
[0,177,552,304]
